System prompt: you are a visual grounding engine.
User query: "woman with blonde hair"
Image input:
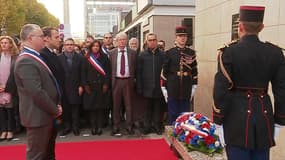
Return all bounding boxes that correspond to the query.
[0,35,19,141]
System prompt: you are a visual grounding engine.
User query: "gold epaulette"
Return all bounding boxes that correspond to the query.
[265,41,285,51]
[217,39,238,51]
[217,40,236,90]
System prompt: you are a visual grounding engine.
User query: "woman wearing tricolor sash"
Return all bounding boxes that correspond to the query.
[81,40,111,135]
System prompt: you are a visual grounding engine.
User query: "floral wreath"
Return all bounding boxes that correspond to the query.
[172,112,223,154]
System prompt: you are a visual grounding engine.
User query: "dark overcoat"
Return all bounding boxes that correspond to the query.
[81,52,111,110]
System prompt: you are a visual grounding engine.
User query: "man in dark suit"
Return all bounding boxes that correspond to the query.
[14,24,62,160]
[58,38,83,136]
[40,26,64,160]
[109,32,137,136]
[213,6,285,160]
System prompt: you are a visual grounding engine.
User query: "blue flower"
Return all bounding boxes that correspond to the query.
[178,134,186,142]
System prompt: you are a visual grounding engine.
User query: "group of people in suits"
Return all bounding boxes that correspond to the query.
[0,22,199,159]
[7,6,284,160]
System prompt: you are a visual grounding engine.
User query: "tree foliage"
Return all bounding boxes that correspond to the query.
[0,0,59,36]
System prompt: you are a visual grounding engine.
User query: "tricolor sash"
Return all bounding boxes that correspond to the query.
[101,46,110,56]
[87,54,106,76]
[20,47,62,104]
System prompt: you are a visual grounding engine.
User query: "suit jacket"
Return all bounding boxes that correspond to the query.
[109,47,137,88]
[14,51,58,127]
[40,47,65,103]
[58,52,83,104]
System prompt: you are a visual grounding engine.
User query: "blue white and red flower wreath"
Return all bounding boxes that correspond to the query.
[172,112,223,154]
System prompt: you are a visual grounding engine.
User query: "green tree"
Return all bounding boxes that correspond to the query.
[24,0,59,27]
[6,0,26,35]
[0,0,59,36]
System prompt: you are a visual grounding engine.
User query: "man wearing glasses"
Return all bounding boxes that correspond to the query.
[102,32,114,57]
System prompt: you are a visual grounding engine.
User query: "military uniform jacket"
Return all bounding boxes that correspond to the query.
[162,46,198,99]
[213,35,285,150]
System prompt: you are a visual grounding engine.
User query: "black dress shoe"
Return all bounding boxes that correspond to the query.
[126,128,135,135]
[142,128,151,135]
[73,129,80,136]
[111,129,122,137]
[0,138,6,142]
[91,128,97,135]
[155,129,163,135]
[96,128,102,135]
[60,129,71,136]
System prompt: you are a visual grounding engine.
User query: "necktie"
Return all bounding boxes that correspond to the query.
[120,50,125,76]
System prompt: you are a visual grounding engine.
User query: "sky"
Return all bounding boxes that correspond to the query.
[37,0,84,38]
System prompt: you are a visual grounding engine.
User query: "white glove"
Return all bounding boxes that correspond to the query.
[274,124,284,140]
[215,124,225,147]
[161,87,168,103]
[190,85,197,101]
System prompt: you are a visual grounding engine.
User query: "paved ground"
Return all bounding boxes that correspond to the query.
[1,126,284,160]
[0,126,163,147]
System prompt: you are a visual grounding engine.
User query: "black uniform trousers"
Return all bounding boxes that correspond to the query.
[226,145,269,160]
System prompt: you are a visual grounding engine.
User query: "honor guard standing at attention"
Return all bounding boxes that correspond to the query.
[161,26,198,124]
[213,6,285,160]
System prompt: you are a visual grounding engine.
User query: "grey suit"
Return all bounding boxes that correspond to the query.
[14,50,58,160]
[109,47,136,130]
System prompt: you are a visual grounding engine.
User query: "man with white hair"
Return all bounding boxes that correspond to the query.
[128,37,139,51]
[109,32,137,136]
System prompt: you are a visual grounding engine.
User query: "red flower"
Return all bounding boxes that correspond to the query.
[195,114,203,119]
[185,134,191,143]
[204,136,215,145]
[177,114,189,122]
[201,123,210,129]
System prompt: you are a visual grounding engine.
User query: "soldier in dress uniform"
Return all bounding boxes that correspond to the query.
[213,6,285,160]
[161,26,198,124]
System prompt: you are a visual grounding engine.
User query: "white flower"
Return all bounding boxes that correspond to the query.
[185,131,189,135]
[215,141,220,147]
